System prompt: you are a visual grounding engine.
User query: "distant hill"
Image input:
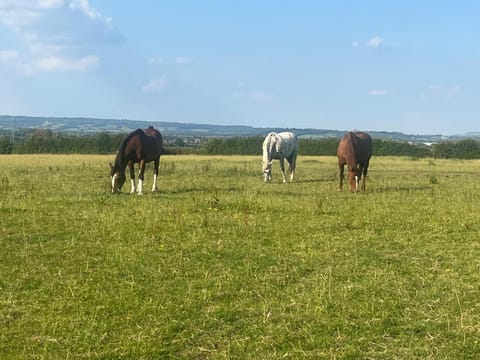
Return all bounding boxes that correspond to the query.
[0,115,476,143]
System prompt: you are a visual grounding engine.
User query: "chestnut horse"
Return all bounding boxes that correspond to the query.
[337,131,372,192]
[110,126,163,194]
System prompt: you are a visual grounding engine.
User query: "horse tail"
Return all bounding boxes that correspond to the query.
[151,129,164,156]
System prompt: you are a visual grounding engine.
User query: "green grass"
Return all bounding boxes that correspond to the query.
[1,154,480,359]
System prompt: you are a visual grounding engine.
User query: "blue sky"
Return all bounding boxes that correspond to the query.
[0,1,479,135]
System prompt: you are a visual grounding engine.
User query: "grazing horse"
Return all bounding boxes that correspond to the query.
[337,131,372,192]
[262,132,298,183]
[110,126,163,194]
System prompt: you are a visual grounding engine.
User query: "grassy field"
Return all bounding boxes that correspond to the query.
[1,154,480,359]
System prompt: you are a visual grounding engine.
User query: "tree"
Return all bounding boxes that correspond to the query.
[0,136,13,154]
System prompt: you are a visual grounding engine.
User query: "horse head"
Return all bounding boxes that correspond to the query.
[348,165,362,192]
[262,161,272,182]
[261,133,278,182]
[109,163,126,193]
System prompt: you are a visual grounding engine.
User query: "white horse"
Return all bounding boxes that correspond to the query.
[262,132,298,183]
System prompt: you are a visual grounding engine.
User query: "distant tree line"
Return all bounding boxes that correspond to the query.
[430,139,480,159]
[1,129,480,159]
[0,130,126,154]
[198,136,480,159]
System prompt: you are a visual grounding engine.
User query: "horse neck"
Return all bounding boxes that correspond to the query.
[262,136,275,164]
[344,133,359,168]
[114,130,142,172]
[114,137,132,173]
[113,152,128,173]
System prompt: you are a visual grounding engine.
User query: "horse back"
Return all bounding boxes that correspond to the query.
[337,131,372,166]
[275,132,298,155]
[352,132,372,164]
[144,126,162,140]
[125,127,163,163]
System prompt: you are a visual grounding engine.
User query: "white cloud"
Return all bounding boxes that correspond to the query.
[353,36,386,50]
[175,56,192,64]
[0,1,66,28]
[366,36,384,49]
[29,54,99,72]
[69,0,111,25]
[0,0,123,74]
[39,0,64,9]
[28,41,69,56]
[232,90,277,102]
[142,76,168,93]
[148,56,193,65]
[0,2,42,28]
[148,56,164,65]
[368,89,388,96]
[0,50,19,63]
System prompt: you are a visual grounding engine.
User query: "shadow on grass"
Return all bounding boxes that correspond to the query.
[163,185,242,195]
[294,178,335,184]
[371,185,432,193]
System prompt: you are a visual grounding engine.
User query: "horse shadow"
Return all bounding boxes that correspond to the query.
[371,185,433,193]
[294,177,334,184]
[163,184,242,196]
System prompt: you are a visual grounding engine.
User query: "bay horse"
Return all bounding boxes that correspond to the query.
[262,132,298,183]
[337,131,372,192]
[110,126,163,194]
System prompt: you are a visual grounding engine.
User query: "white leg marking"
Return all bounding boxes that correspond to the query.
[130,179,136,193]
[137,179,144,195]
[355,175,359,191]
[151,174,158,192]
[111,174,117,192]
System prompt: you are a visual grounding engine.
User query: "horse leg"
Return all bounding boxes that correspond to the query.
[151,157,159,192]
[279,157,287,183]
[338,164,344,191]
[361,164,368,191]
[286,158,293,182]
[285,157,293,182]
[355,167,360,192]
[137,160,145,195]
[289,153,297,181]
[128,162,136,193]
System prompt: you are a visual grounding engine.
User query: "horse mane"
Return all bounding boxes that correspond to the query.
[114,129,144,170]
[339,132,358,168]
[262,133,277,165]
[348,131,357,151]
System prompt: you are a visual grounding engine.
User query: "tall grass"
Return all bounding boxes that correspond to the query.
[1,154,480,359]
